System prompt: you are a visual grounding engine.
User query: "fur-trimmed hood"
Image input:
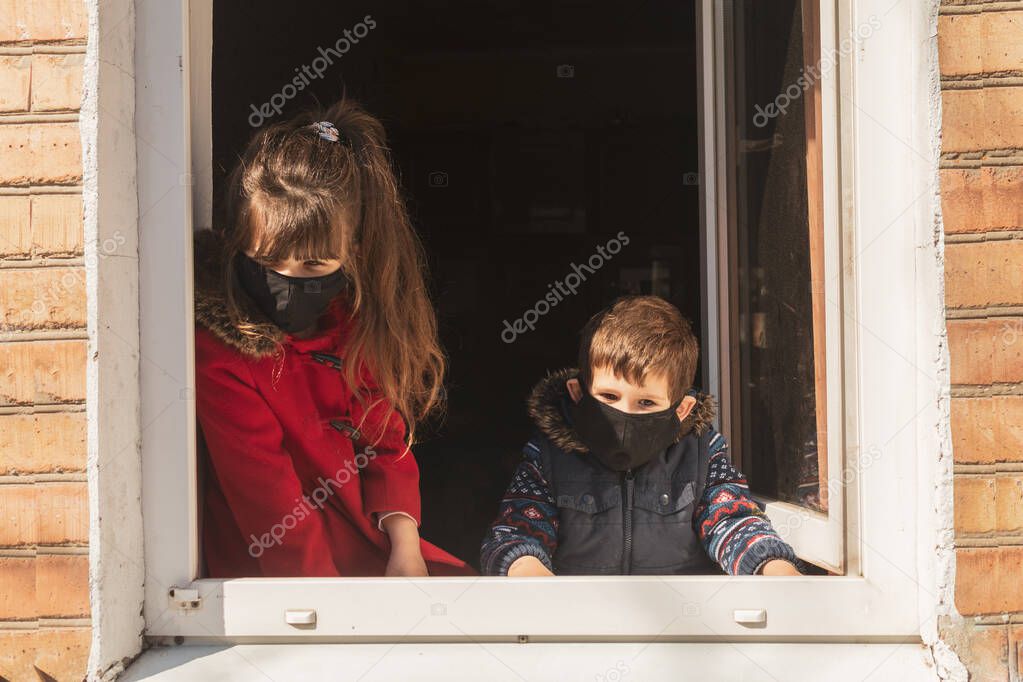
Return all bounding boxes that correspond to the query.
[193,228,284,358]
[527,368,717,455]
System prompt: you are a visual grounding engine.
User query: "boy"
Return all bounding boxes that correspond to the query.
[481,296,802,576]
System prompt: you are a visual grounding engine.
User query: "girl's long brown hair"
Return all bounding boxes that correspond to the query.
[220,97,445,443]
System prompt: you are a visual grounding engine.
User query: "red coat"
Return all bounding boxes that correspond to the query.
[193,231,472,577]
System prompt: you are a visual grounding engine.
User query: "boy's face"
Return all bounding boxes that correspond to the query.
[566,366,696,420]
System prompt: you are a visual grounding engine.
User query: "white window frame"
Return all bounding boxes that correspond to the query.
[136,0,943,643]
[704,0,846,573]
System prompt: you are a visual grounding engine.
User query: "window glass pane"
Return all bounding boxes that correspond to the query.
[726,0,826,512]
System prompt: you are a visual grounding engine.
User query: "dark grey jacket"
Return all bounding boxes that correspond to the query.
[486,368,724,575]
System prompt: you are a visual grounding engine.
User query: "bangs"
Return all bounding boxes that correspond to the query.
[588,350,673,392]
[242,194,348,262]
[580,297,699,402]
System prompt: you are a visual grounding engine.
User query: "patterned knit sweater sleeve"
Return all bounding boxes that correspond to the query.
[693,430,800,575]
[480,439,559,576]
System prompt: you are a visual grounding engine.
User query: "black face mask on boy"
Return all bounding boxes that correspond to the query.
[233,252,350,334]
[569,391,683,471]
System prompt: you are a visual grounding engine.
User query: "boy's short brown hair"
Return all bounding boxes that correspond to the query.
[578,296,699,402]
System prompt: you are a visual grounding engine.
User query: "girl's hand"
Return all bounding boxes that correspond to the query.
[759,559,802,576]
[507,555,555,577]
[385,545,429,577]
[380,513,429,577]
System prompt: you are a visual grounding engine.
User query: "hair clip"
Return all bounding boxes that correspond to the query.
[309,121,341,143]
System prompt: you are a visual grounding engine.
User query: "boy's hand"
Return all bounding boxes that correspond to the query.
[507,555,555,577]
[759,559,802,576]
[381,513,429,577]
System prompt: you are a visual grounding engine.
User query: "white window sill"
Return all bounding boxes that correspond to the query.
[122,641,935,681]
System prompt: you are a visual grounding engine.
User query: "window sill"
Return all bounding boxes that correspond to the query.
[147,575,921,640]
[122,641,933,681]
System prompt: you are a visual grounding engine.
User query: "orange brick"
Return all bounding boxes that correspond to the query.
[0,124,80,184]
[0,54,30,112]
[0,194,31,258]
[32,627,90,681]
[944,622,1010,682]
[983,11,1023,76]
[0,556,36,620]
[0,0,30,43]
[0,340,86,405]
[31,193,83,256]
[942,87,1023,153]
[946,241,1023,309]
[0,628,91,681]
[0,484,36,546]
[948,319,995,385]
[951,397,1000,464]
[956,547,1023,615]
[35,553,88,618]
[948,318,1023,385]
[0,123,81,185]
[986,167,1023,231]
[1011,625,1023,682]
[0,415,35,473]
[0,630,35,682]
[0,344,33,406]
[938,13,983,77]
[942,167,1023,234]
[31,52,83,111]
[940,168,983,234]
[35,340,86,403]
[0,412,86,474]
[36,481,87,545]
[999,546,1023,614]
[943,89,987,153]
[955,475,996,535]
[986,87,1023,152]
[996,396,1023,464]
[996,475,1023,533]
[0,266,86,330]
[27,0,87,42]
[32,411,86,472]
[0,341,87,406]
[29,123,81,184]
[939,11,1023,78]
[0,124,31,185]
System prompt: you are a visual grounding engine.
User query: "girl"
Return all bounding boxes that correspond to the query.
[193,98,472,577]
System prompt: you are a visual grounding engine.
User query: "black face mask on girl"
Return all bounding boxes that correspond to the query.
[233,252,351,333]
[569,391,683,471]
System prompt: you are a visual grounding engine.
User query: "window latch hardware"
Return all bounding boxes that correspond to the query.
[285,608,317,628]
[169,587,201,610]
[733,609,767,627]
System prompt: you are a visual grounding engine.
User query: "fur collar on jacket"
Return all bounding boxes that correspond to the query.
[193,228,283,358]
[526,368,717,455]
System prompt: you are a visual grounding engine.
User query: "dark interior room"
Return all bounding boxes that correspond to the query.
[210,0,701,569]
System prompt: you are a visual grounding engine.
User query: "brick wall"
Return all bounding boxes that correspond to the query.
[0,1,1019,679]
[939,1,1023,680]
[0,1,91,680]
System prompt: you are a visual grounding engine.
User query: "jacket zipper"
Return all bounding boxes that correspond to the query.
[621,469,635,574]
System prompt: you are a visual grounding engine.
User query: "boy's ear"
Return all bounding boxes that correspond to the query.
[676,395,697,422]
[566,378,583,403]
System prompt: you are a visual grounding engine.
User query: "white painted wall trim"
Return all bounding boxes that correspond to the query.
[913,0,967,678]
[82,0,145,679]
